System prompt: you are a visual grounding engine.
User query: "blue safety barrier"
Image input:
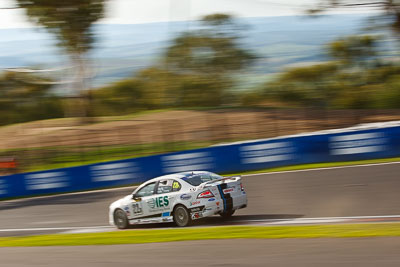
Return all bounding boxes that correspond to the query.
[1,123,400,199]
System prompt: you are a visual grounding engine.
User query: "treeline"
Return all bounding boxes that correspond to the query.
[2,15,400,126]
[92,32,400,116]
[1,14,253,124]
[90,14,255,115]
[0,72,64,126]
[244,35,400,109]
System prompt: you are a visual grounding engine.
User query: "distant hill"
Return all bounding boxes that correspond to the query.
[0,14,393,89]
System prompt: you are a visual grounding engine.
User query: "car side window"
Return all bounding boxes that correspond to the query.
[210,173,222,180]
[136,182,156,197]
[172,180,181,192]
[157,179,181,194]
[200,173,212,182]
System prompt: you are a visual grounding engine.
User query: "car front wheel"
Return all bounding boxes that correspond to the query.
[114,209,129,229]
[173,205,192,227]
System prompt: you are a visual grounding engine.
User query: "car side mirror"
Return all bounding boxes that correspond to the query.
[132,195,141,201]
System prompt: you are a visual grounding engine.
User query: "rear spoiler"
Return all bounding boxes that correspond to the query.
[203,175,241,186]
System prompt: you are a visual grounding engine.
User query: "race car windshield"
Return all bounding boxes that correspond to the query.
[182,173,222,186]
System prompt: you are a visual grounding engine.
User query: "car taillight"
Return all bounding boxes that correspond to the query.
[197,190,214,199]
[240,183,244,191]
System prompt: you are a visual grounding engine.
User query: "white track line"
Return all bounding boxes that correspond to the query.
[245,214,400,222]
[266,219,348,225]
[0,226,113,232]
[1,215,400,233]
[1,186,137,203]
[231,214,400,225]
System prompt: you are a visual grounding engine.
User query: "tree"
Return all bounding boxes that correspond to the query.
[202,13,233,26]
[328,35,379,65]
[0,72,63,125]
[163,14,256,106]
[165,14,254,75]
[16,0,106,117]
[259,31,388,109]
[90,78,145,115]
[309,1,400,32]
[90,13,257,113]
[266,63,340,108]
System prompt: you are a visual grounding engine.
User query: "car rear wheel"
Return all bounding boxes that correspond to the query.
[219,210,235,218]
[114,209,129,229]
[173,205,191,227]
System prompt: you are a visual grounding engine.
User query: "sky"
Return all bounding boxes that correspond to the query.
[0,0,377,29]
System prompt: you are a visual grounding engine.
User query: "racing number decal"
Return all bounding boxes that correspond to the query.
[132,202,143,214]
[173,181,180,190]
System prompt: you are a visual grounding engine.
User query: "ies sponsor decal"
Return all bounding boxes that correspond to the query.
[148,196,170,209]
[208,198,216,202]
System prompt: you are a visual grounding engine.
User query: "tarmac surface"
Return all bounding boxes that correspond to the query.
[2,238,400,267]
[1,162,400,236]
[1,162,400,266]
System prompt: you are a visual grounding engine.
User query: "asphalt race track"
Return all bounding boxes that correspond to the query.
[2,162,400,236]
[1,162,400,266]
[2,238,400,267]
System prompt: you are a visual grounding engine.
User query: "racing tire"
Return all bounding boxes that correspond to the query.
[219,210,235,218]
[114,209,129,229]
[173,205,192,227]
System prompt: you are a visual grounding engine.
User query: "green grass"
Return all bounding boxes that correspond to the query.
[226,157,400,176]
[1,224,400,247]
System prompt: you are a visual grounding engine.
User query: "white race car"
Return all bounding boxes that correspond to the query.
[109,171,247,228]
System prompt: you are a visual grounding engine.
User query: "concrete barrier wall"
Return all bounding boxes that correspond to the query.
[1,122,400,199]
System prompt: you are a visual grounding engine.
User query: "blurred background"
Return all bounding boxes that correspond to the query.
[1,0,400,174]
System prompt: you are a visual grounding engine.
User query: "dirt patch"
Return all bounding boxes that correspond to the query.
[1,109,400,150]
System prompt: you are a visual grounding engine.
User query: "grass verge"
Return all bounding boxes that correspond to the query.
[1,224,400,247]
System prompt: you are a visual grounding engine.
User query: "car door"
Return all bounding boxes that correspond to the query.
[152,179,182,217]
[136,180,175,219]
[129,182,157,219]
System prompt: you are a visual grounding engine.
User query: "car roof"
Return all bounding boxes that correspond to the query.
[147,171,210,183]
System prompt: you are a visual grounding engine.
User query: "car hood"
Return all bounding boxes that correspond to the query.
[109,195,131,209]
